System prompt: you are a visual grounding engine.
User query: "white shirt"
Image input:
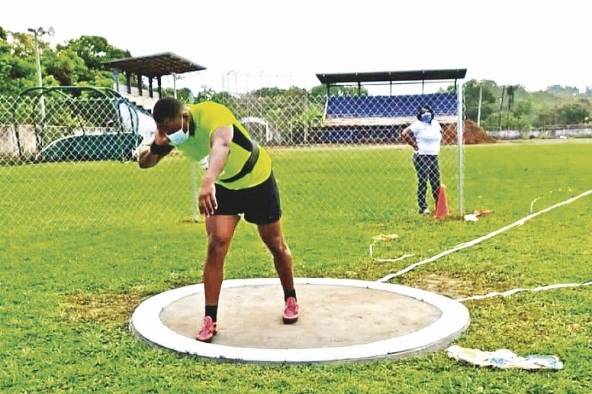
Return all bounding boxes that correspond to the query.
[409,119,442,155]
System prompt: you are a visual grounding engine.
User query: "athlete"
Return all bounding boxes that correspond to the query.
[138,97,299,342]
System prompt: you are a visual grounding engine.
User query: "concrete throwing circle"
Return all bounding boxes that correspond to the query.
[130,278,469,363]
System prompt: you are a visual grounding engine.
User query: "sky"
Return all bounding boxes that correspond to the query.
[2,0,590,94]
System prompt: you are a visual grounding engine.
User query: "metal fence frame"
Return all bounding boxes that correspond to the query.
[1,85,465,230]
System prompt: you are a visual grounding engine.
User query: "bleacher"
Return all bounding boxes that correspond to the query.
[323,93,458,127]
[116,87,159,114]
[103,52,206,114]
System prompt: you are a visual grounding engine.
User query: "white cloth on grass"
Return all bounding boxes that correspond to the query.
[409,119,442,155]
[446,345,564,370]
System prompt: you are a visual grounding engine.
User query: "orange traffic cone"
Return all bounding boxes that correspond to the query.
[434,184,450,220]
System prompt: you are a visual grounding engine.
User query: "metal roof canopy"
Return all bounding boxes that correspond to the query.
[103,52,206,77]
[316,69,467,85]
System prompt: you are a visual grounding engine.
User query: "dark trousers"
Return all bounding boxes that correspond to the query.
[413,153,441,211]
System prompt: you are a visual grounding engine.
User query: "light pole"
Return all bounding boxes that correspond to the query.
[223,70,236,93]
[477,84,483,127]
[172,73,177,98]
[172,73,185,99]
[27,26,54,120]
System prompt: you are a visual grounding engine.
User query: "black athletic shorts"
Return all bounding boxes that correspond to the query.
[214,173,282,225]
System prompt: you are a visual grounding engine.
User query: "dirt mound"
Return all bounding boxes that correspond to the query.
[442,120,495,145]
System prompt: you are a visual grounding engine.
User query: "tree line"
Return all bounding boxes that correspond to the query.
[2,26,590,131]
[460,80,591,130]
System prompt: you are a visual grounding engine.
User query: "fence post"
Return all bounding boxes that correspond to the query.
[456,80,465,216]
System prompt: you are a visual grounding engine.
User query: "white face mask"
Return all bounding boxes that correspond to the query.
[420,112,433,124]
[167,116,189,146]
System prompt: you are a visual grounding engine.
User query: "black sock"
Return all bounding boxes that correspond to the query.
[205,305,218,322]
[284,288,296,301]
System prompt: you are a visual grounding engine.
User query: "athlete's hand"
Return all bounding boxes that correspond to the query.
[198,177,218,216]
[153,130,170,146]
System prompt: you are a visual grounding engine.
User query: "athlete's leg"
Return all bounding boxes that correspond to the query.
[203,215,240,308]
[257,220,295,295]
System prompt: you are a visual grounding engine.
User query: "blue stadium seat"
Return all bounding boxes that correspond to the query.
[326,93,457,119]
[320,93,458,143]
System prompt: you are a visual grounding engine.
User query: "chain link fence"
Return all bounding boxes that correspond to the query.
[0,88,464,232]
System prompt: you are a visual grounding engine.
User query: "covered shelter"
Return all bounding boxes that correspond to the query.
[316,68,467,96]
[103,52,206,110]
[315,68,466,129]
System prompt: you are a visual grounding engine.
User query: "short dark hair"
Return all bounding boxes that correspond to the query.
[152,97,182,124]
[417,105,435,120]
[419,105,434,114]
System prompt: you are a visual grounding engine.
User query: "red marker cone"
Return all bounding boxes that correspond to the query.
[434,184,450,220]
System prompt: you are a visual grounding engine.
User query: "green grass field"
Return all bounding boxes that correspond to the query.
[1,140,591,393]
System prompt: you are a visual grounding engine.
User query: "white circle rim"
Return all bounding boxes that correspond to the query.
[130,278,470,363]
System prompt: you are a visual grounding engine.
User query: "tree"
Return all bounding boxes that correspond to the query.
[461,80,497,122]
[0,32,38,94]
[545,85,580,96]
[557,102,590,124]
[56,35,131,88]
[193,88,233,105]
[251,86,309,98]
[250,87,285,97]
[59,36,130,70]
[10,32,46,58]
[160,87,194,104]
[43,48,87,86]
[0,29,132,94]
[309,84,368,97]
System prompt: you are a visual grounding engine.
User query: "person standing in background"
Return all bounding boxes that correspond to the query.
[401,105,442,215]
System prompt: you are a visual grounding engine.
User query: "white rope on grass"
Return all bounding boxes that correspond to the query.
[368,234,414,264]
[457,281,592,302]
[377,190,592,283]
[529,197,542,213]
[529,188,573,213]
[375,254,415,264]
[369,242,376,258]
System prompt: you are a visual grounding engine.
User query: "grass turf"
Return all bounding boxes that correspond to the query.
[1,140,591,393]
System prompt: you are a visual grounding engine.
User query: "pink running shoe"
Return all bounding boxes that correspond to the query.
[283,297,299,324]
[196,316,217,342]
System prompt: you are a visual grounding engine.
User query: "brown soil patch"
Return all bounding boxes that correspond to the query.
[404,273,475,299]
[443,120,496,145]
[61,292,145,325]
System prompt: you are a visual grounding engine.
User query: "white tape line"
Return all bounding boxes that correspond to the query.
[529,188,573,213]
[378,190,592,283]
[529,197,542,213]
[375,254,415,264]
[369,241,376,258]
[457,281,592,302]
[369,236,412,263]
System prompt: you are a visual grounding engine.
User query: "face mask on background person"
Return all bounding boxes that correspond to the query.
[420,112,433,124]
